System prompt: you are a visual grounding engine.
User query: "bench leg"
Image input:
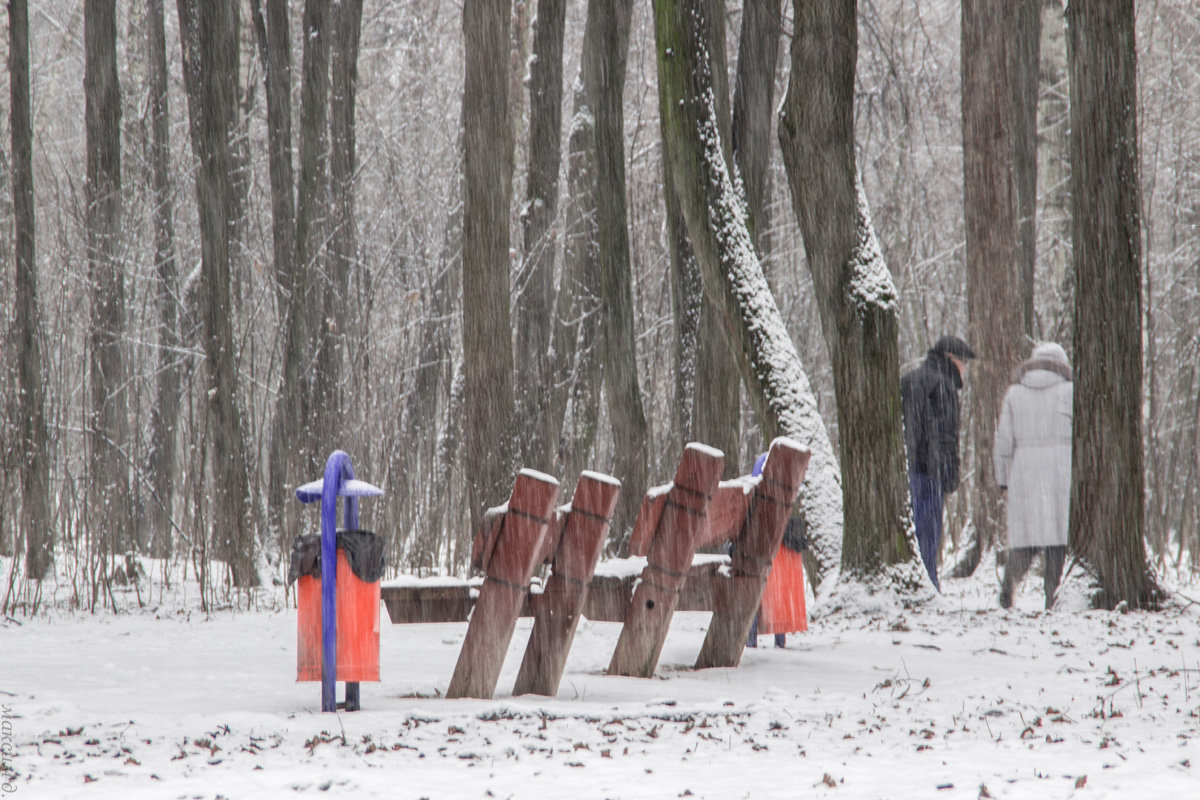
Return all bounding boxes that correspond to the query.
[446,471,560,699]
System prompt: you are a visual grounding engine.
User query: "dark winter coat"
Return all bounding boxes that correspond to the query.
[901,350,964,494]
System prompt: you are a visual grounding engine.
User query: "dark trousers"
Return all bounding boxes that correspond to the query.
[909,471,943,590]
[1000,545,1067,609]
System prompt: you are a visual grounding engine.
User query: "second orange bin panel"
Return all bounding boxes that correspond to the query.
[758,546,807,635]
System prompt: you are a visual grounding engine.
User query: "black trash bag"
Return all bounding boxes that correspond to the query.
[287,530,386,585]
[782,516,807,553]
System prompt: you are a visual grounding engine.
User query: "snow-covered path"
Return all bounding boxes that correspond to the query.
[1,570,1197,799]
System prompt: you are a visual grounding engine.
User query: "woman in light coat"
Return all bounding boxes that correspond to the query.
[994,342,1073,609]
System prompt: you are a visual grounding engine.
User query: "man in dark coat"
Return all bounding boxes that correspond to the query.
[901,335,976,590]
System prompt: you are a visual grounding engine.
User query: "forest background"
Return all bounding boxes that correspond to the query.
[1,0,1197,612]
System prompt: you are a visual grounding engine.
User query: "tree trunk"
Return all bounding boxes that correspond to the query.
[690,0,739,478]
[778,0,915,578]
[462,0,517,530]
[1065,0,1159,609]
[654,0,843,587]
[85,0,132,559]
[515,0,567,473]
[178,0,258,586]
[959,0,1023,576]
[1038,0,1072,348]
[732,0,782,259]
[10,0,53,579]
[1010,0,1041,339]
[666,154,701,457]
[146,0,181,559]
[318,0,364,458]
[552,78,605,490]
[584,0,648,541]
[296,0,333,471]
[251,0,300,543]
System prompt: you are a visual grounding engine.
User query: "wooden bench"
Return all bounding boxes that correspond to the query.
[379,437,809,695]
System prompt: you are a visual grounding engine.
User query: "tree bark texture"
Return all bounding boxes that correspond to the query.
[251,0,301,543]
[317,0,364,458]
[731,0,782,259]
[961,0,1023,573]
[295,0,332,471]
[583,0,649,541]
[552,77,605,492]
[85,0,132,557]
[146,0,182,558]
[10,0,54,578]
[1010,0,1041,339]
[179,0,258,586]
[1065,0,1158,609]
[462,0,517,530]
[778,0,913,575]
[516,0,567,473]
[690,0,739,478]
[654,0,843,585]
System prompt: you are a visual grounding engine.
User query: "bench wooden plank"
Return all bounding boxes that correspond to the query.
[513,471,621,696]
[446,470,561,699]
[695,438,809,669]
[607,443,725,678]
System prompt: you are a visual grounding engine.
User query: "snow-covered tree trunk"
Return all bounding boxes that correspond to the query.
[653,0,843,589]
[667,0,739,479]
[777,0,919,584]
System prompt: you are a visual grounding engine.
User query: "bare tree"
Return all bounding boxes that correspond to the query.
[462,0,517,528]
[778,0,916,578]
[958,0,1023,575]
[585,0,649,539]
[250,0,300,542]
[1065,0,1159,608]
[550,73,604,488]
[85,0,132,562]
[515,0,567,473]
[10,0,53,578]
[177,0,258,586]
[319,0,365,456]
[145,0,181,558]
[732,0,782,260]
[654,0,844,586]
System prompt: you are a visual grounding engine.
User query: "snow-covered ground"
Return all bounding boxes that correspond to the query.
[2,561,1198,799]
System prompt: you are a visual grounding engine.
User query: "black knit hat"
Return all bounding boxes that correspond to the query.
[932,335,976,360]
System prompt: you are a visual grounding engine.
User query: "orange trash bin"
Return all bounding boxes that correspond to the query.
[295,536,382,682]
